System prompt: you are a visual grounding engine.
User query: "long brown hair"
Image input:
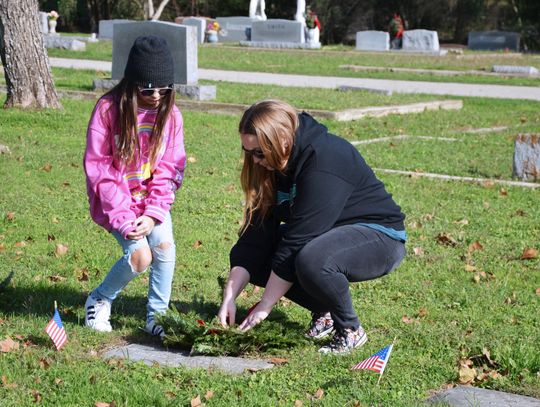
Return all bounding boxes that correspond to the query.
[238,100,298,234]
[104,78,175,167]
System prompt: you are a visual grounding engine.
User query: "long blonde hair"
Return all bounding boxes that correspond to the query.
[238,100,299,235]
[105,78,175,167]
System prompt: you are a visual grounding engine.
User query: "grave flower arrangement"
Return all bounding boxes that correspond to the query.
[157,304,308,356]
[48,10,59,21]
[206,21,220,33]
[305,9,321,30]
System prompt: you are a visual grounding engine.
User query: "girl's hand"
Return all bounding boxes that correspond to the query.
[127,216,155,240]
[217,298,237,327]
[238,302,271,331]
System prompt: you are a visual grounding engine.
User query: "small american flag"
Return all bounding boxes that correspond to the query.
[351,344,393,374]
[45,308,67,350]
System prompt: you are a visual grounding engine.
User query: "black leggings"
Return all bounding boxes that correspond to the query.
[245,224,406,330]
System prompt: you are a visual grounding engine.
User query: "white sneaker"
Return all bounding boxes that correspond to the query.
[144,319,165,339]
[85,294,112,332]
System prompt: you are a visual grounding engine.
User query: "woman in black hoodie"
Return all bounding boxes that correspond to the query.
[217,100,406,354]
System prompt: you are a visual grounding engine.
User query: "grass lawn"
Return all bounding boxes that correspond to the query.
[0,79,539,406]
[45,39,540,87]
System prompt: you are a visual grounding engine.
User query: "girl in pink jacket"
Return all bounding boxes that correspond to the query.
[83,36,186,338]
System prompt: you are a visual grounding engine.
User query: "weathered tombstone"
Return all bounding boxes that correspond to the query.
[468,31,520,51]
[492,65,539,76]
[182,17,206,44]
[216,16,257,42]
[98,19,131,39]
[251,19,304,43]
[356,31,390,51]
[513,134,540,181]
[402,29,439,52]
[39,12,48,34]
[112,21,198,85]
[44,35,86,51]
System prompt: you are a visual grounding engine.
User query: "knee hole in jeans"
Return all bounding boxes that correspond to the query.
[151,241,175,262]
[129,246,152,273]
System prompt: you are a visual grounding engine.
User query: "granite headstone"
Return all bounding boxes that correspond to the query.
[356,31,390,51]
[112,21,198,85]
[468,31,520,51]
[402,29,440,52]
[99,19,132,39]
[182,17,206,44]
[216,16,257,42]
[251,19,304,43]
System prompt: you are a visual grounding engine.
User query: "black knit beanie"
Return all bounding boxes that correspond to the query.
[124,36,174,88]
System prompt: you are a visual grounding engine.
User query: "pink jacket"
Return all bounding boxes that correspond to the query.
[84,95,186,238]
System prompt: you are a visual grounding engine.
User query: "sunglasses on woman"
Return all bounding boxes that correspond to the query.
[242,145,266,159]
[137,86,174,97]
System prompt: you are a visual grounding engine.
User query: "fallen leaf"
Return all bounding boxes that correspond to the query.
[418,307,428,317]
[6,212,15,221]
[1,375,17,389]
[294,401,303,407]
[401,315,417,324]
[52,217,59,224]
[54,378,63,385]
[436,233,457,247]
[205,390,214,400]
[77,268,89,282]
[42,163,52,172]
[47,234,56,241]
[458,365,476,384]
[314,388,324,400]
[0,244,5,252]
[49,275,66,283]
[413,247,424,256]
[31,389,41,402]
[468,241,484,252]
[464,264,477,272]
[187,156,197,163]
[521,248,538,260]
[95,403,112,407]
[193,240,203,249]
[536,288,540,296]
[482,180,494,188]
[55,244,69,257]
[14,241,26,248]
[39,358,52,369]
[453,219,469,225]
[515,209,526,217]
[0,337,19,353]
[190,395,202,407]
[499,188,508,196]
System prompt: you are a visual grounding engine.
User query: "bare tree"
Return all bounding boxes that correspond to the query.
[0,0,61,109]
[145,0,172,20]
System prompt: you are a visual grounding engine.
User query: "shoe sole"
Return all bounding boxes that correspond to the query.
[306,326,335,340]
[318,331,368,354]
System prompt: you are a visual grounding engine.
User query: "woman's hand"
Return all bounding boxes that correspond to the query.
[217,298,237,327]
[127,216,156,240]
[238,302,272,331]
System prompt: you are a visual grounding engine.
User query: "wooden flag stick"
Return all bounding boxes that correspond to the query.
[377,336,397,385]
[54,300,58,310]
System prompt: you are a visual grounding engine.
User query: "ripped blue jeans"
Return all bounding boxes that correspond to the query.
[91,212,175,323]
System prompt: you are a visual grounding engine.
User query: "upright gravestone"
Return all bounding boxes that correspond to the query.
[513,134,540,181]
[402,29,440,52]
[251,19,304,43]
[468,31,520,51]
[216,16,257,42]
[99,19,131,39]
[112,21,198,85]
[39,12,49,34]
[182,17,206,44]
[356,31,390,51]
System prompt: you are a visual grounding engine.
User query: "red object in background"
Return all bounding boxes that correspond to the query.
[196,319,205,326]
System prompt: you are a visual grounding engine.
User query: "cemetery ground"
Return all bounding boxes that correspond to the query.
[0,62,539,405]
[45,40,540,87]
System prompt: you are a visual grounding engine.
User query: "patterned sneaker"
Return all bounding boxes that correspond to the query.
[144,319,166,340]
[305,312,335,339]
[85,294,112,332]
[318,326,368,354]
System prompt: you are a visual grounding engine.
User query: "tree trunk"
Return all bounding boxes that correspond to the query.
[0,0,61,109]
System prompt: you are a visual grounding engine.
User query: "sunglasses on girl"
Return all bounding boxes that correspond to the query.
[242,145,266,159]
[137,86,173,97]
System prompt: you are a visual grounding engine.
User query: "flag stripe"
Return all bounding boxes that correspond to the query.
[45,309,67,350]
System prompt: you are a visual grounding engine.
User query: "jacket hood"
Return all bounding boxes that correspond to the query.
[286,112,328,176]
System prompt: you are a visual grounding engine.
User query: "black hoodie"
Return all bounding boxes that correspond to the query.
[230,113,405,282]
